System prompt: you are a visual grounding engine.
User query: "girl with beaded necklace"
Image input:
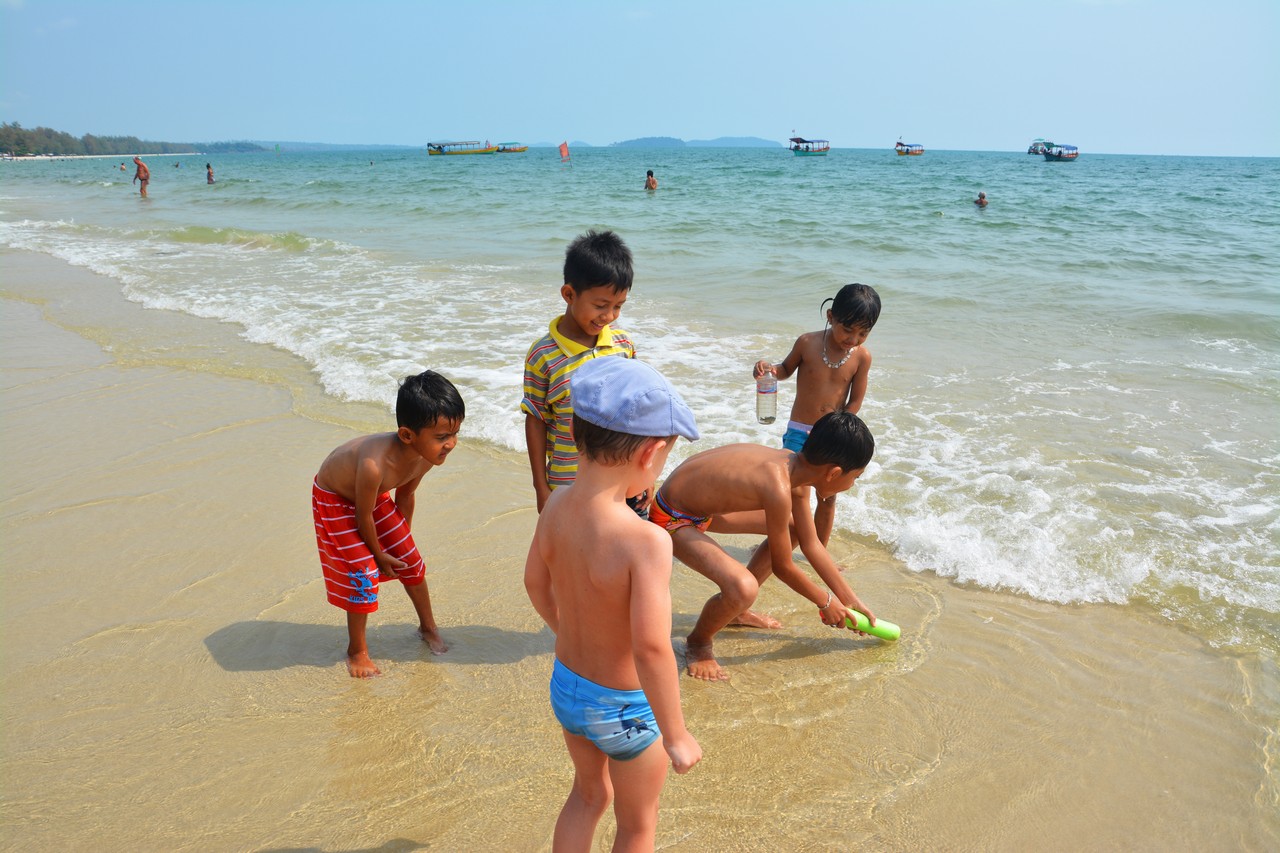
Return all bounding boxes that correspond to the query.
[752,283,881,545]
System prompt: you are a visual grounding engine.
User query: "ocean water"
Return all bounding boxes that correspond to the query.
[3,146,1277,656]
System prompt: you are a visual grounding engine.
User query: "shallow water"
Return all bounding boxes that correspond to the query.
[2,147,1277,659]
[2,255,1277,851]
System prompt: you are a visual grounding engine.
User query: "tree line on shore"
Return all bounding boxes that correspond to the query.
[0,122,265,157]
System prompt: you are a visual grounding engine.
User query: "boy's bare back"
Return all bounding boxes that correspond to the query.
[532,485,675,689]
[659,443,796,519]
[785,330,872,424]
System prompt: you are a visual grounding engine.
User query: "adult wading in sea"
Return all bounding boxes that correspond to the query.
[132,156,150,197]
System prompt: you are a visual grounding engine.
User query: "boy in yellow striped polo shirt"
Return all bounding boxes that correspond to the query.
[522,230,646,513]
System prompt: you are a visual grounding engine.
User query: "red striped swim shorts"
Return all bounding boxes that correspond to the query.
[313,480,425,614]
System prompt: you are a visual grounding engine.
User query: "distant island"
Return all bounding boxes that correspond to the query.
[0,122,266,157]
[611,136,782,148]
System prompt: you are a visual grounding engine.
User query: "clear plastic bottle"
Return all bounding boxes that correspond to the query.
[756,372,777,424]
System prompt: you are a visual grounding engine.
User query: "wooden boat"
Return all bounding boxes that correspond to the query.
[1027,138,1052,155]
[895,141,924,156]
[426,141,498,156]
[495,142,528,153]
[1043,144,1079,162]
[788,137,829,156]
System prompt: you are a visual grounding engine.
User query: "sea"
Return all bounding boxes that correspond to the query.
[2,146,1277,658]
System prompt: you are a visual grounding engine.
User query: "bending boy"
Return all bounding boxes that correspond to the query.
[651,411,878,681]
[313,370,463,677]
[524,357,702,851]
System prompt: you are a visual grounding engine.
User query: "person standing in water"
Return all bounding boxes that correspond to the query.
[132,156,150,197]
[644,170,658,190]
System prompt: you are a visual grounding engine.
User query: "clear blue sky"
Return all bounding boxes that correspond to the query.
[2,0,1276,156]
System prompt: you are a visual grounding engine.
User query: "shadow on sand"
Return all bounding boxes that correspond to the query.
[204,620,551,672]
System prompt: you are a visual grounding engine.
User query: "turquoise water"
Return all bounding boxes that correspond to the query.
[3,147,1277,654]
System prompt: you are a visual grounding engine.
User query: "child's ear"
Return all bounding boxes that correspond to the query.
[560,284,576,305]
[824,464,845,483]
[396,426,416,444]
[639,437,669,470]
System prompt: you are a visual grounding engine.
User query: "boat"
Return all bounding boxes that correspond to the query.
[894,141,924,156]
[495,142,528,153]
[1043,144,1079,162]
[426,141,499,156]
[1027,138,1052,155]
[788,137,829,156]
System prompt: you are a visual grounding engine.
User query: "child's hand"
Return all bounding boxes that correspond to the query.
[820,599,851,628]
[376,553,408,579]
[752,360,775,379]
[633,487,654,513]
[666,732,702,774]
[826,597,876,633]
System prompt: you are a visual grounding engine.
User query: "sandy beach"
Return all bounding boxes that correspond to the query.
[2,249,1276,852]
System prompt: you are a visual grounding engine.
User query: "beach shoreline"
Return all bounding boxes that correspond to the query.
[2,249,1276,851]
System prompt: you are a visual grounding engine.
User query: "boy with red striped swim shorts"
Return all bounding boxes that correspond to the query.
[313,370,464,678]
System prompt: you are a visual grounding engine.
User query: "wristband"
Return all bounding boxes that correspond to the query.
[818,590,832,610]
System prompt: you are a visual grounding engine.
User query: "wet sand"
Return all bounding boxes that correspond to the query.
[2,250,1276,851]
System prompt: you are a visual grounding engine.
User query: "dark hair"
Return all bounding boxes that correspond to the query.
[822,283,881,331]
[800,411,874,472]
[646,170,654,177]
[396,370,465,431]
[572,414,666,465]
[563,229,633,294]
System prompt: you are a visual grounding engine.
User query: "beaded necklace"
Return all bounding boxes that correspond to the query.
[820,327,856,369]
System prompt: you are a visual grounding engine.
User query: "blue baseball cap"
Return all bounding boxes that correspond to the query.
[570,358,700,441]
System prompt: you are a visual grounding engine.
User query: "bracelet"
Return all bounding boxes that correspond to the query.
[818,590,832,610]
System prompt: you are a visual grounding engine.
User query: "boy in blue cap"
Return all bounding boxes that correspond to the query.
[524,357,702,851]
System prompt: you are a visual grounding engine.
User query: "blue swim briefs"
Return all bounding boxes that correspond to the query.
[782,420,812,453]
[549,658,660,761]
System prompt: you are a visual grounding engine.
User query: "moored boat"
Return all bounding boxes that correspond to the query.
[495,142,528,153]
[426,141,499,155]
[788,137,829,156]
[895,140,924,156]
[1027,138,1052,155]
[1043,144,1079,162]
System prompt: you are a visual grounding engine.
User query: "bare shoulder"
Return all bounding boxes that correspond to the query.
[795,330,824,356]
[316,432,397,495]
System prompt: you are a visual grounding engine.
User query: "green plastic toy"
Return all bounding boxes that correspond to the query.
[844,610,901,641]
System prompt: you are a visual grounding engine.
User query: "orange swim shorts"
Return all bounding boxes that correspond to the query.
[648,489,712,534]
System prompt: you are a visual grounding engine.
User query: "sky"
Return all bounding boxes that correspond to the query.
[1,0,1277,157]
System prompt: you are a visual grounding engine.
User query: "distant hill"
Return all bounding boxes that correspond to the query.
[610,135,781,148]
[612,136,684,148]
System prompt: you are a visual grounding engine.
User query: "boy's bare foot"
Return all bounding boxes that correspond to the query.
[417,627,448,655]
[685,641,730,681]
[347,652,382,678]
[728,609,782,629]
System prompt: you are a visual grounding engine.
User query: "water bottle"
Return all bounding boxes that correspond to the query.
[756,371,777,424]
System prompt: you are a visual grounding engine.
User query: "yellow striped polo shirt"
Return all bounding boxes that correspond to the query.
[520,317,636,489]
